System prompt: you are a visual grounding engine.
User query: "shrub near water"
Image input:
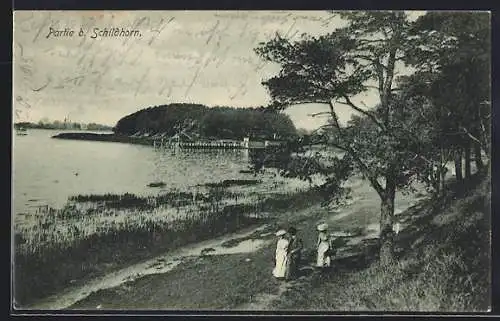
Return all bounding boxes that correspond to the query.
[15,207,259,305]
[15,206,256,305]
[14,182,315,306]
[202,179,262,188]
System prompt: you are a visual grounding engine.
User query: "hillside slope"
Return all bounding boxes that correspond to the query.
[273,173,491,312]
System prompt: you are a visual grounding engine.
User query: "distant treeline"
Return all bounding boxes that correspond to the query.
[15,120,113,131]
[113,103,297,140]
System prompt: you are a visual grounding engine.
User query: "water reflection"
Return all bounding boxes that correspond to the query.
[13,130,281,218]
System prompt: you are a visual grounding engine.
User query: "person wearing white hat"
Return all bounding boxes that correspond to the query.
[272,229,289,279]
[316,223,332,268]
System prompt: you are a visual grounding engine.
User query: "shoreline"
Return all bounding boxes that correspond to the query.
[17,172,427,310]
[51,132,154,146]
[14,186,323,307]
[66,186,422,310]
[24,224,272,310]
[50,132,288,150]
[66,173,489,311]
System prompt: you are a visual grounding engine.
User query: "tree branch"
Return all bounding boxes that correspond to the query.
[363,85,401,92]
[309,123,336,136]
[460,126,484,147]
[478,107,490,157]
[384,48,397,96]
[382,43,398,125]
[339,95,385,130]
[328,100,345,137]
[328,100,385,196]
[352,54,390,71]
[374,57,385,102]
[270,99,330,109]
[308,112,332,117]
[411,152,434,166]
[328,141,353,154]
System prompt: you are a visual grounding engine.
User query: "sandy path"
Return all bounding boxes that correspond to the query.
[25,224,271,310]
[25,179,425,311]
[233,197,423,311]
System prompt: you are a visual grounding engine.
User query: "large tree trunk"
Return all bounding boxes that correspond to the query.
[464,141,472,180]
[433,166,441,196]
[474,143,484,172]
[438,147,446,194]
[379,177,396,266]
[454,147,463,182]
[439,165,446,194]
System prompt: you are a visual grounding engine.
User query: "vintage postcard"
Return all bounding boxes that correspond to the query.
[12,10,491,312]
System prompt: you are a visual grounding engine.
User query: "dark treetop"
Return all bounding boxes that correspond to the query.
[113,103,297,140]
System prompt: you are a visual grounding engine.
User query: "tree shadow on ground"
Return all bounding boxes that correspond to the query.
[280,171,490,304]
[394,172,489,263]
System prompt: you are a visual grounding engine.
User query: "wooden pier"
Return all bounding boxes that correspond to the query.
[152,136,284,150]
[177,141,245,149]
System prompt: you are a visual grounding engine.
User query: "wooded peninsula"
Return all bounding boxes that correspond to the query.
[112,103,298,140]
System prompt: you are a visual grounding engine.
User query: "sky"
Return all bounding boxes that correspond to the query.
[13,10,425,130]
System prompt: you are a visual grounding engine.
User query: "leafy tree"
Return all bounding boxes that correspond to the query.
[404,12,491,180]
[255,11,491,264]
[14,120,111,130]
[390,71,450,195]
[254,11,444,264]
[113,103,297,141]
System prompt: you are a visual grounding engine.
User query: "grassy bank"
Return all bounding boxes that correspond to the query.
[272,173,491,312]
[67,179,384,310]
[68,173,490,312]
[14,184,323,307]
[68,204,330,310]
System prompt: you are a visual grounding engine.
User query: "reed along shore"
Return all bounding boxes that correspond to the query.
[13,180,322,307]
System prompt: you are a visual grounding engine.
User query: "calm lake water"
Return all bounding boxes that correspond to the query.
[13,129,298,220]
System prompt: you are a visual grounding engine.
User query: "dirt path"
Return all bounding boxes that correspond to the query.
[230,190,424,311]
[26,224,272,310]
[28,179,426,311]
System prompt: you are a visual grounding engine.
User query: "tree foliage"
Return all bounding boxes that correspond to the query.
[254,11,491,264]
[405,12,491,160]
[14,120,112,131]
[113,103,297,140]
[255,11,418,194]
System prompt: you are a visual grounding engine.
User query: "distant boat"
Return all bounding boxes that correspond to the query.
[15,127,28,136]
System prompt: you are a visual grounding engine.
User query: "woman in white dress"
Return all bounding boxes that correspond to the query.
[316,223,332,268]
[272,229,289,279]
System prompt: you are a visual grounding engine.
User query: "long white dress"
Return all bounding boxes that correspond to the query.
[272,238,289,278]
[316,232,331,267]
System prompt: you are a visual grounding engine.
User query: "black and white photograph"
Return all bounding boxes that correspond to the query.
[12,10,491,312]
